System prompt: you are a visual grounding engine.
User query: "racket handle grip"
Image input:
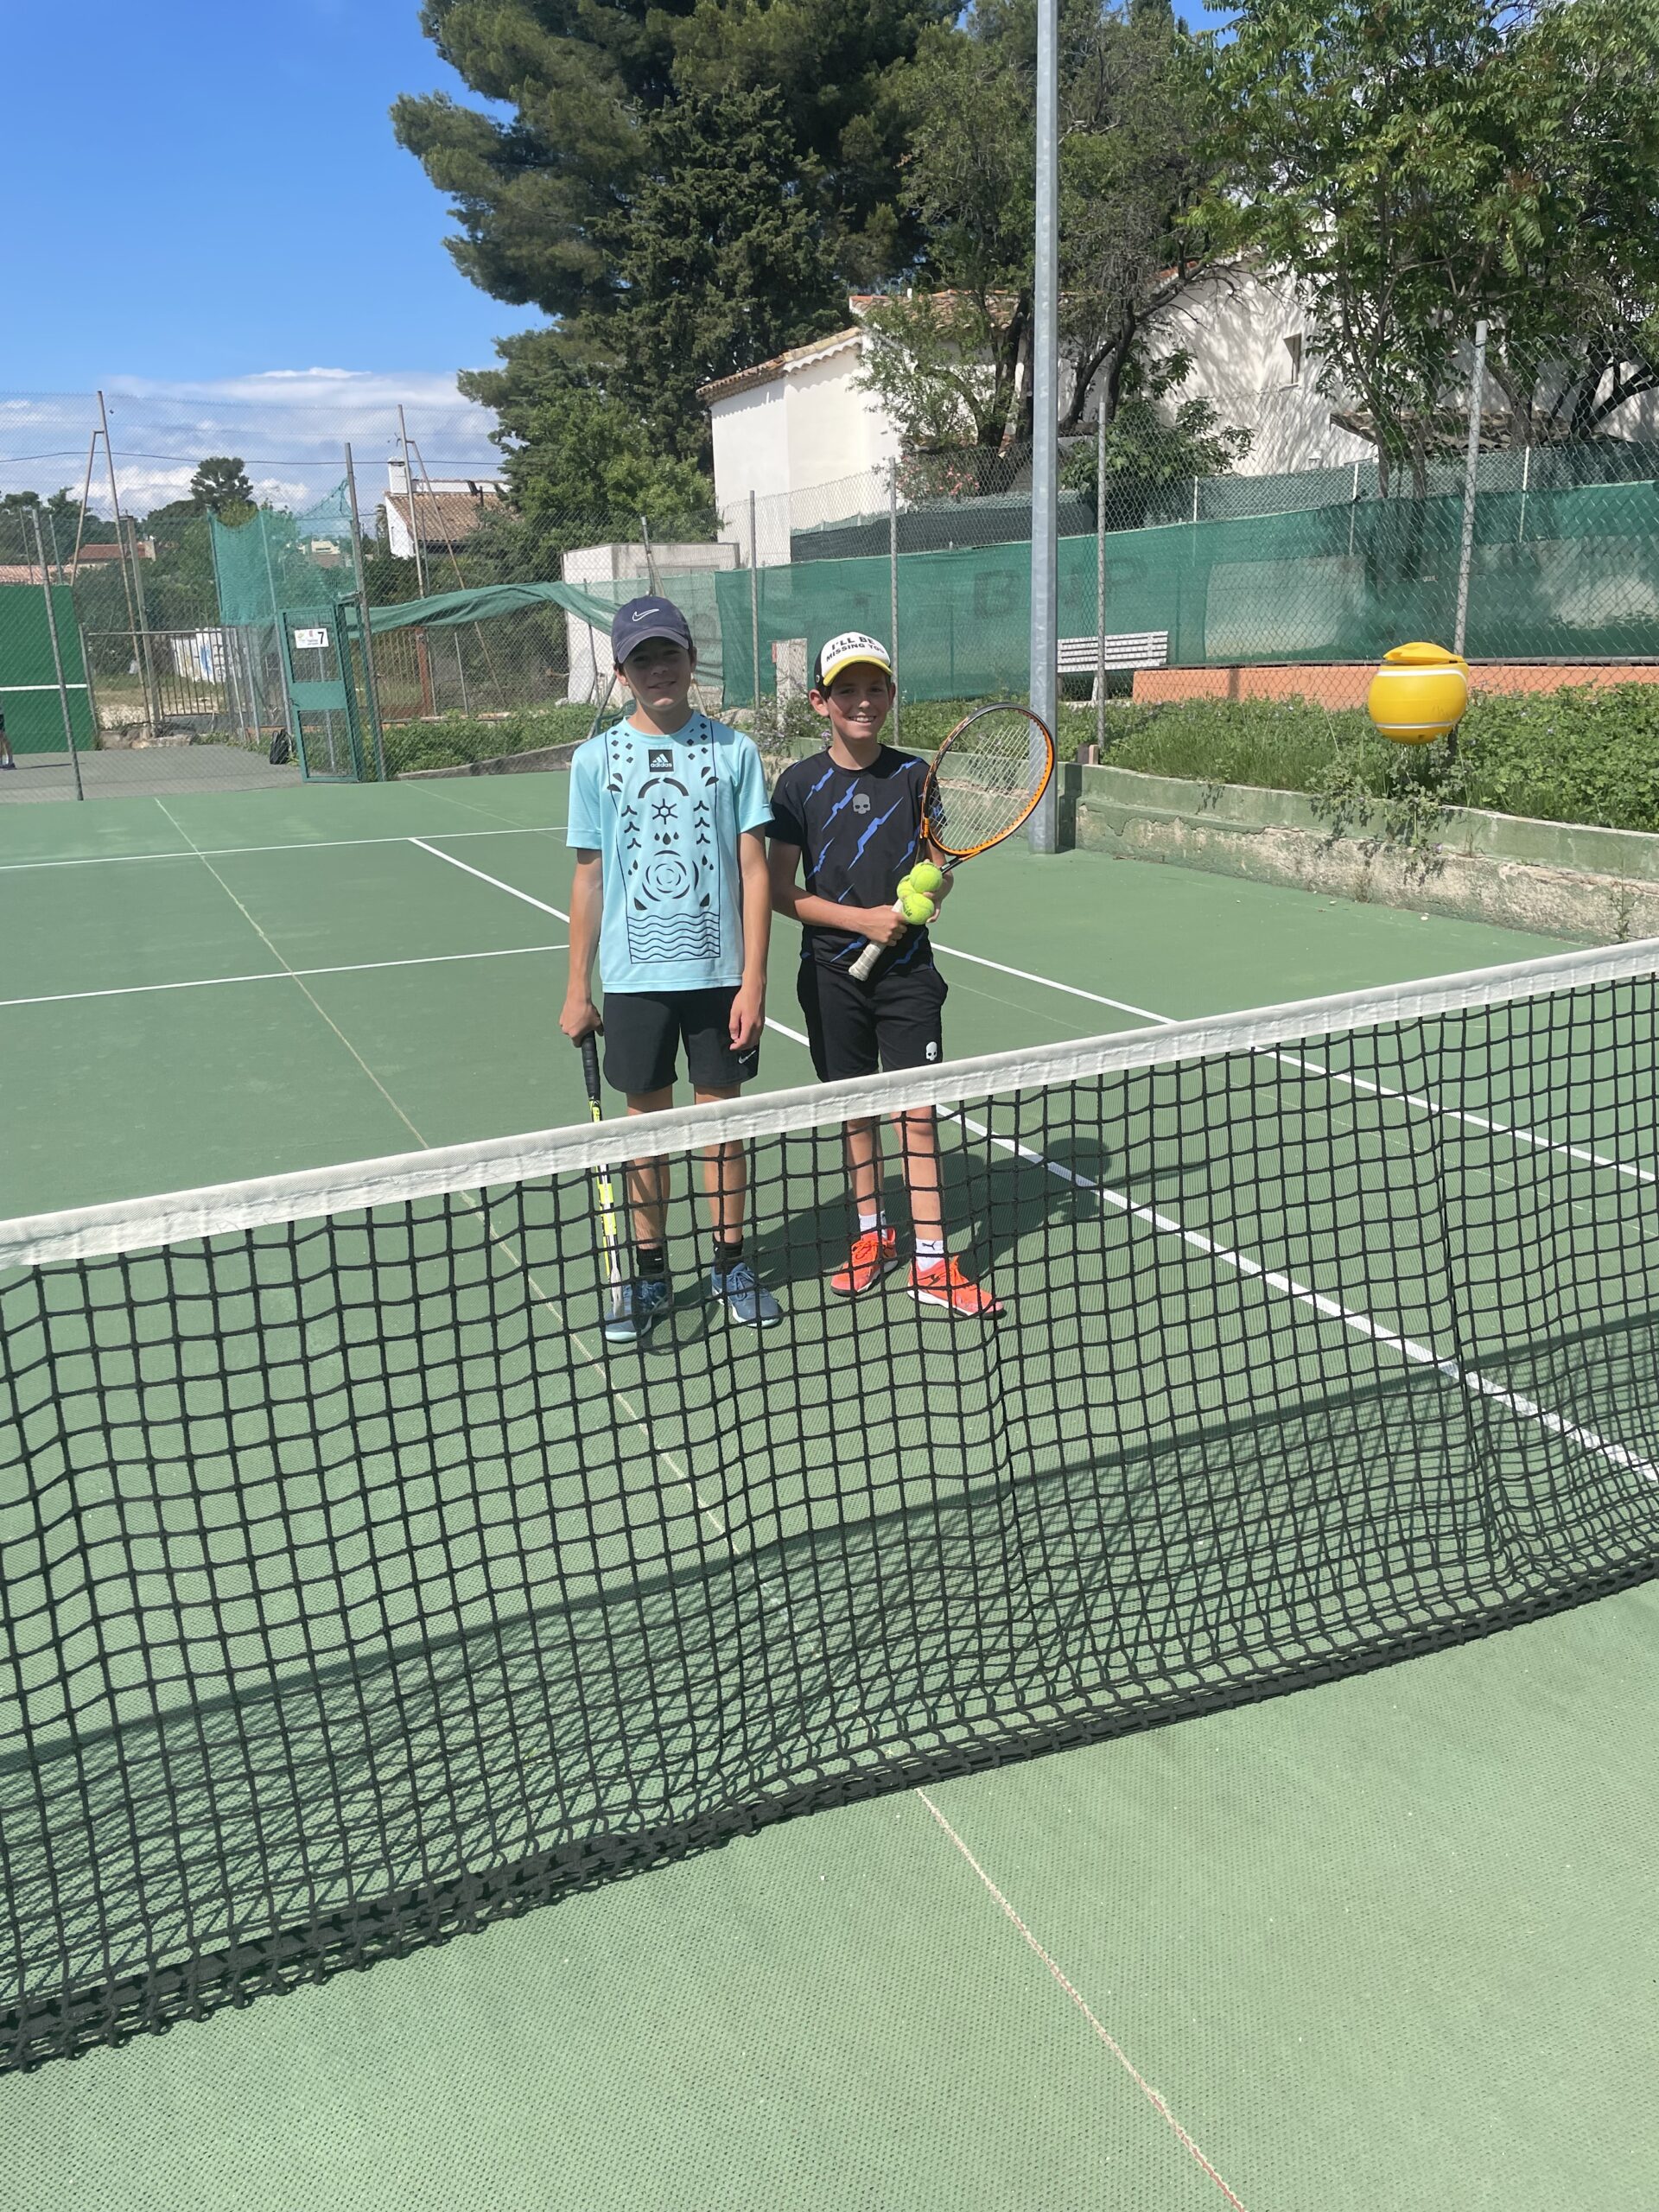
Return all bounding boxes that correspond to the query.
[849,900,904,982]
[578,1030,603,1107]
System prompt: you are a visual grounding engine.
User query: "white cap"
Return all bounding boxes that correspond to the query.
[814,631,893,688]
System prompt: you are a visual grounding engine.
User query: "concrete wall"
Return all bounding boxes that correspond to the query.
[1068,760,1659,943]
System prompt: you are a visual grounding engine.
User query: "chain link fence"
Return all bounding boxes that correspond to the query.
[4,339,1659,802]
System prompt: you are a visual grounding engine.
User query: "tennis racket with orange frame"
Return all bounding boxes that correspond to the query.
[848,702,1056,981]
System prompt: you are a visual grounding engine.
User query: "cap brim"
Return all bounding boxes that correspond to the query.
[817,651,893,688]
[616,626,692,661]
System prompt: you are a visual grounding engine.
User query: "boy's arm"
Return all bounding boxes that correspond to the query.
[731,830,771,1049]
[769,840,910,946]
[560,850,604,1039]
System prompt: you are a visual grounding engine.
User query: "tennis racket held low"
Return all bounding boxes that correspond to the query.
[578,1032,626,1319]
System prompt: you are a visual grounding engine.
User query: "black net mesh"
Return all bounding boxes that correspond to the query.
[6,951,1659,2070]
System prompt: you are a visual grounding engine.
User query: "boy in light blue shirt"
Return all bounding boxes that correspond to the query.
[561,595,779,1343]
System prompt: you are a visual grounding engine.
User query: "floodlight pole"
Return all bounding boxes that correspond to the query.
[1095,404,1107,758]
[1027,0,1060,853]
[398,403,435,717]
[888,470,901,749]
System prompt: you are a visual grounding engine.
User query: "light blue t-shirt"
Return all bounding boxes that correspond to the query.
[567,713,772,993]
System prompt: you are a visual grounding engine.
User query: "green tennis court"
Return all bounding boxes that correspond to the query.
[7,772,1659,2209]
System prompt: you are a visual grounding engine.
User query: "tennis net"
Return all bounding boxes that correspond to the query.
[6,940,1659,2069]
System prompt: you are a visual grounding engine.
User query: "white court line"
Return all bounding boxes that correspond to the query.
[410,836,571,920]
[0,824,565,874]
[0,944,569,1013]
[916,1792,1251,2210]
[955,1109,1659,1485]
[937,941,1655,1186]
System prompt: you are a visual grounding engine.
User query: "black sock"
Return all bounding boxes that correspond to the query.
[713,1236,744,1275]
[636,1243,667,1281]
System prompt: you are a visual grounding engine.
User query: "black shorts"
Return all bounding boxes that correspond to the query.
[796,958,947,1083]
[601,988,760,1097]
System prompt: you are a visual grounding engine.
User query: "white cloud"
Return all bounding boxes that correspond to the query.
[0,370,500,512]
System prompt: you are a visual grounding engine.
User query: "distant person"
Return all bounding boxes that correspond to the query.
[560,595,779,1343]
[0,708,15,769]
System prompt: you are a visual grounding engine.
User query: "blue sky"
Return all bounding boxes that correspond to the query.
[8,0,512,391]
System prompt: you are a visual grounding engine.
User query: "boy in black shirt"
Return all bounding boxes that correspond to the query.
[769,632,1002,1319]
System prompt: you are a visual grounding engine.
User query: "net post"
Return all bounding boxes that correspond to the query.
[1453,319,1488,662]
[1027,0,1060,855]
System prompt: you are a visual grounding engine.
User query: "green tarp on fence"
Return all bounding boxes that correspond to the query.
[0,583,97,753]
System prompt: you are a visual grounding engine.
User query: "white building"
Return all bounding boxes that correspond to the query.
[699,325,902,565]
[697,278,1374,543]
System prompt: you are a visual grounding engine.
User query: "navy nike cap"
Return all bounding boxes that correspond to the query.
[611,596,694,664]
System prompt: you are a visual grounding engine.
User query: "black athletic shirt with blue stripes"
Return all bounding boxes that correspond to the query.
[769,747,935,973]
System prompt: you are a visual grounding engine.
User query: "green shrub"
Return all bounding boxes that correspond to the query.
[384,702,599,776]
[1086,683,1659,839]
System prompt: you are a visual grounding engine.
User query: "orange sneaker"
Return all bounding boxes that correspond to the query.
[830,1226,900,1297]
[908,1255,1005,1318]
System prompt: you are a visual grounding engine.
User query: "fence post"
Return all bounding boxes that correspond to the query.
[888,470,901,749]
[29,509,85,801]
[1453,319,1489,660]
[124,517,164,739]
[96,390,155,739]
[1096,404,1107,757]
[343,442,388,782]
[748,489,761,726]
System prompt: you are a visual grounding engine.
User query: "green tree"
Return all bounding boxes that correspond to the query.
[458,340,718,575]
[600,88,842,460]
[859,0,1219,458]
[188,456,256,516]
[392,0,941,322]
[1060,351,1253,524]
[1207,0,1659,489]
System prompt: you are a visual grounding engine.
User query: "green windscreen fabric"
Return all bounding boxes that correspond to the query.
[716,478,1659,702]
[0,582,97,752]
[210,487,358,628]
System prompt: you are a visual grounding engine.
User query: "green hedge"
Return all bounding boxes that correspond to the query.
[1096,686,1659,838]
[385,684,1659,842]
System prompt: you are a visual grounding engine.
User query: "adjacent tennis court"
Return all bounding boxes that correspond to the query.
[7,770,1659,2209]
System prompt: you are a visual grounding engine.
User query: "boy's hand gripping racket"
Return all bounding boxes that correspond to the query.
[848,703,1056,981]
[578,1033,626,1321]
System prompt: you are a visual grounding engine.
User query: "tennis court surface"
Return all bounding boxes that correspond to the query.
[6,773,1659,2209]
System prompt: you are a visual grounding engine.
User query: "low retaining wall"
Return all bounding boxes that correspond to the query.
[1134,660,1659,709]
[1069,762,1659,943]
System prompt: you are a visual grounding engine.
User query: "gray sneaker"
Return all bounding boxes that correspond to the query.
[708,1260,782,1328]
[604,1275,672,1346]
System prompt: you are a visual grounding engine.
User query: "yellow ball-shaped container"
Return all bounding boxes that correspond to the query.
[1366,642,1471,745]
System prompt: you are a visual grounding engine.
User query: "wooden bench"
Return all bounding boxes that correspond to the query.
[1057,631,1170,675]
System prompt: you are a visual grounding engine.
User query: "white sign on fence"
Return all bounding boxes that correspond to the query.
[294,627,330,652]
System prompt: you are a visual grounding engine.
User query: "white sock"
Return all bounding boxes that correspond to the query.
[858,1209,887,1235]
[914,1237,945,1263]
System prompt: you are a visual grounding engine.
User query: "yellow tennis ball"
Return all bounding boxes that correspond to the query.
[896,874,915,900]
[1366,642,1470,745]
[901,893,937,924]
[908,861,943,895]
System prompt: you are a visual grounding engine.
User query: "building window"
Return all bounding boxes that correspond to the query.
[1284,334,1305,386]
